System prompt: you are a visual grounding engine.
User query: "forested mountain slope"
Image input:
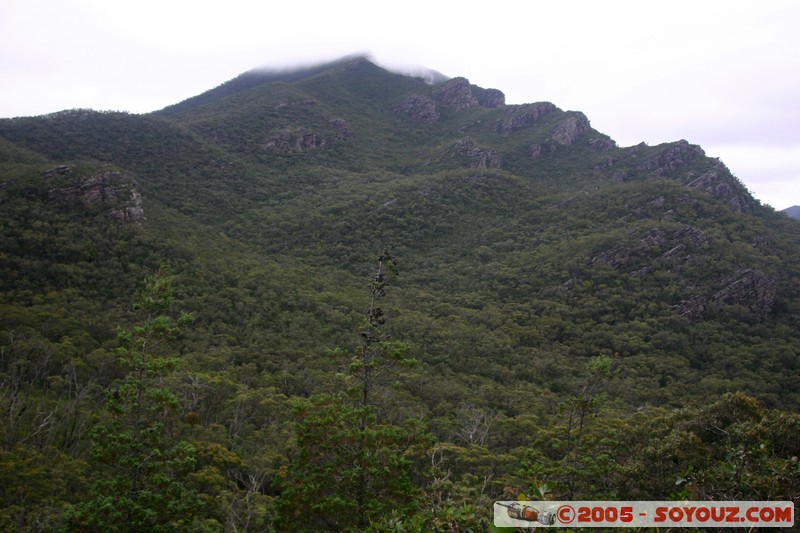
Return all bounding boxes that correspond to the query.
[1,56,799,530]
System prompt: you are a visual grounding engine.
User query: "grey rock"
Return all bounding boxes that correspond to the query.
[50,170,144,224]
[450,137,503,169]
[392,94,440,123]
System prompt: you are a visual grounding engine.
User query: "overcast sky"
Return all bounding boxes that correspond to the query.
[2,0,798,209]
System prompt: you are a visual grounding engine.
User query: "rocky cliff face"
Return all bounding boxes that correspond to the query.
[588,225,710,275]
[587,223,777,320]
[548,113,591,145]
[599,140,758,213]
[472,86,505,108]
[686,164,757,213]
[262,118,353,154]
[674,269,777,319]
[393,94,440,123]
[395,77,505,123]
[49,170,144,223]
[636,140,705,175]
[524,112,594,158]
[263,129,327,153]
[493,103,557,135]
[450,137,503,169]
[431,77,480,111]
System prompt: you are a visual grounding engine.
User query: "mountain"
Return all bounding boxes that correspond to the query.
[784,205,800,219]
[1,56,799,529]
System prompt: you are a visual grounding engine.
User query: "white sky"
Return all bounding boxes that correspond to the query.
[1,0,798,209]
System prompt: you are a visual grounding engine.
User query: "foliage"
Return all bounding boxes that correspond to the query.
[0,445,88,532]
[277,394,430,531]
[617,392,800,502]
[64,270,210,531]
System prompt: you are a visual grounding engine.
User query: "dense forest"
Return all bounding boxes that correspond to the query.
[1,56,799,531]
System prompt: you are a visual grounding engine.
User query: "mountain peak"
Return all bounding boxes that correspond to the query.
[157,54,509,121]
[783,205,800,219]
[157,55,396,116]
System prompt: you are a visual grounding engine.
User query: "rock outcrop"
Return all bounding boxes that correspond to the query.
[109,190,144,224]
[431,77,506,112]
[617,140,756,213]
[450,137,503,169]
[686,164,756,213]
[494,103,557,135]
[636,140,705,176]
[263,118,352,154]
[713,269,777,314]
[589,225,710,273]
[548,113,590,146]
[527,112,593,158]
[473,87,505,108]
[673,269,777,319]
[273,99,317,110]
[329,118,354,139]
[392,94,440,123]
[588,137,616,151]
[394,78,504,122]
[43,165,72,177]
[263,129,327,153]
[432,77,479,111]
[50,170,144,223]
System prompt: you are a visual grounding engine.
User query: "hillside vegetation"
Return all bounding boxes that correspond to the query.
[1,56,799,531]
